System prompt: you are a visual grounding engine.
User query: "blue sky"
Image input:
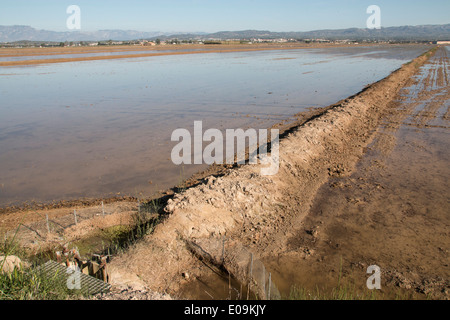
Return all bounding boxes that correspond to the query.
[0,0,449,33]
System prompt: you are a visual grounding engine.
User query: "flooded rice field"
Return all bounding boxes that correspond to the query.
[0,45,430,207]
[0,50,174,62]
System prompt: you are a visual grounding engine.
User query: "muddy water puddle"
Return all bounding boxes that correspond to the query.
[263,46,449,299]
[178,270,256,300]
[0,45,430,207]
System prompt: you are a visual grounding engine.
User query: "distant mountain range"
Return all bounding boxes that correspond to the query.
[0,26,172,42]
[200,24,450,41]
[1,24,449,43]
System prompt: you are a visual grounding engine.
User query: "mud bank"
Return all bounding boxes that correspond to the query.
[0,43,329,67]
[0,43,382,67]
[105,48,438,298]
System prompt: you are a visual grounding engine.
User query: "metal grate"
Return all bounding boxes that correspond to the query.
[36,260,111,295]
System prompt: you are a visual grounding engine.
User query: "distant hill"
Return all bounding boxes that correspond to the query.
[0,25,170,42]
[0,24,449,43]
[290,24,450,41]
[159,24,450,42]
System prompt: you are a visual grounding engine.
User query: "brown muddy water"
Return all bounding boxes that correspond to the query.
[0,45,430,207]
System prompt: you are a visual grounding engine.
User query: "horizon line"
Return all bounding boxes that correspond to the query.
[2,22,449,35]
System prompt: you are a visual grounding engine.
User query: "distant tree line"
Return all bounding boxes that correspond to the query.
[203,40,222,45]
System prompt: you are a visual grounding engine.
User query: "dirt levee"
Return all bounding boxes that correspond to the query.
[106,48,438,297]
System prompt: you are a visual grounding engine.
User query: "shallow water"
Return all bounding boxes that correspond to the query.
[0,45,430,206]
[0,48,203,62]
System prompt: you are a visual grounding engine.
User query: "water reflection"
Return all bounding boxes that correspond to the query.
[0,45,430,206]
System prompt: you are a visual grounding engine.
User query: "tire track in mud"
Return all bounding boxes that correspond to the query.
[409,46,449,129]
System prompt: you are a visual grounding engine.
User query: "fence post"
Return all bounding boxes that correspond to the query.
[46,214,50,233]
[222,236,225,265]
[74,210,78,225]
[247,252,253,300]
[263,265,266,300]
